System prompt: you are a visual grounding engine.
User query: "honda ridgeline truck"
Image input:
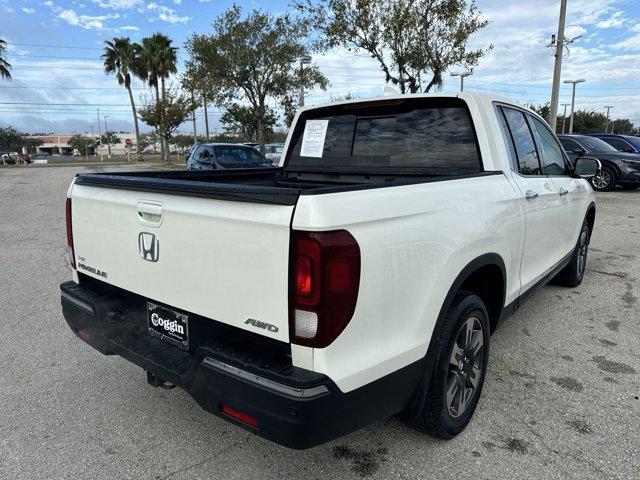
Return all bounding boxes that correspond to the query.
[60,93,599,449]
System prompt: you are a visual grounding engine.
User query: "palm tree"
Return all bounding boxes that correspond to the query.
[137,33,178,161]
[0,39,12,80]
[102,38,142,160]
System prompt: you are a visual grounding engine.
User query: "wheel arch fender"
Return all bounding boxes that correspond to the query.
[401,253,507,419]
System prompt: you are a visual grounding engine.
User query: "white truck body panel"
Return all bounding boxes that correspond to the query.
[71,186,293,342]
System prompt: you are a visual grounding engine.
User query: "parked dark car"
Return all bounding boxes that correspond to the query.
[589,134,640,154]
[187,143,273,170]
[558,134,640,191]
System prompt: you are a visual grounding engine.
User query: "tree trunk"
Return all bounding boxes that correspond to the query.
[257,111,265,155]
[127,86,141,162]
[159,77,167,163]
[424,70,442,93]
[203,96,210,140]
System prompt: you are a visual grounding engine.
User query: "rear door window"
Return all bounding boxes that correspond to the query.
[502,107,543,175]
[286,98,481,174]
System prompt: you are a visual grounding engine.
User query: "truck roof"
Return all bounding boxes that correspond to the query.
[296,91,525,114]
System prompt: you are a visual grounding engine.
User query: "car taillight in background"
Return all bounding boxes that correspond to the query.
[290,230,360,348]
[66,197,75,269]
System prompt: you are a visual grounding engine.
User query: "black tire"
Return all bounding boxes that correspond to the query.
[552,220,590,287]
[412,291,490,439]
[590,166,617,192]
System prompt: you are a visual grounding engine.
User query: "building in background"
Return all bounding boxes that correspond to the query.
[24,133,136,156]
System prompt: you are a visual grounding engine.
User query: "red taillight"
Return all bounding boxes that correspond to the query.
[220,404,259,428]
[290,230,360,348]
[65,197,76,269]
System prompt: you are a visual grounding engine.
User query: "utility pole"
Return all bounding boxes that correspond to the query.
[104,115,111,159]
[604,105,613,133]
[564,79,585,134]
[451,71,473,92]
[561,103,571,133]
[299,56,312,108]
[96,108,104,162]
[548,0,568,132]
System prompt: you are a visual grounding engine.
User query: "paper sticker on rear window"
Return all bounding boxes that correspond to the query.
[300,119,329,158]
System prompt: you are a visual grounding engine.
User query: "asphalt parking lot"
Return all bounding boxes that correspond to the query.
[1,165,638,480]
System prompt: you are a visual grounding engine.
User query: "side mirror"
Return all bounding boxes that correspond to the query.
[574,157,601,178]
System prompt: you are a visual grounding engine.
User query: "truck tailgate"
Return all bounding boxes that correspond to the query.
[70,183,293,343]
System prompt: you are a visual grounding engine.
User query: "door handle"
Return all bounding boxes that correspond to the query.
[137,201,163,226]
[559,188,569,197]
[524,190,538,201]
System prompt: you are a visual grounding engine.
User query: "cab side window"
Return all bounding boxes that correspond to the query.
[496,107,519,171]
[502,107,543,175]
[529,116,569,176]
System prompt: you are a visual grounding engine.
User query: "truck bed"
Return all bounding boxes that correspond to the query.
[74,167,487,206]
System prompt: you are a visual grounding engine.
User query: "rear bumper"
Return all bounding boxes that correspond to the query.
[60,279,424,449]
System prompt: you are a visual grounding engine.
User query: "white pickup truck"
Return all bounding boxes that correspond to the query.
[60,92,599,449]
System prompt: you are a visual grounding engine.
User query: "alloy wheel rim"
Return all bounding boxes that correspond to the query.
[592,171,610,189]
[446,316,484,418]
[577,227,588,277]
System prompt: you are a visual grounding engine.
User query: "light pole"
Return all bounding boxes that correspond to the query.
[299,56,312,108]
[564,79,585,134]
[450,71,473,92]
[604,105,613,133]
[561,103,571,133]
[96,108,104,162]
[104,115,111,159]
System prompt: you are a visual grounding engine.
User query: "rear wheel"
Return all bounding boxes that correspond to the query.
[412,291,490,439]
[591,166,617,191]
[552,220,590,287]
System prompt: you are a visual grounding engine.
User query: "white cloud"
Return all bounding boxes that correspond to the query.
[612,34,640,51]
[596,11,625,28]
[147,2,189,24]
[58,9,120,30]
[173,0,182,4]
[118,25,140,31]
[92,0,143,8]
[22,7,36,14]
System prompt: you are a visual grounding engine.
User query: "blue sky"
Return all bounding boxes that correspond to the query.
[0,0,639,133]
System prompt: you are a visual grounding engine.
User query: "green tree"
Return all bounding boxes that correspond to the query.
[295,0,490,93]
[138,88,196,163]
[100,132,121,146]
[220,104,277,141]
[0,38,11,80]
[68,134,96,155]
[21,136,43,154]
[185,6,328,153]
[0,127,22,151]
[102,37,143,160]
[171,134,195,151]
[137,33,178,159]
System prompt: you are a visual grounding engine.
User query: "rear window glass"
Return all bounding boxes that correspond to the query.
[286,98,481,174]
[213,146,268,168]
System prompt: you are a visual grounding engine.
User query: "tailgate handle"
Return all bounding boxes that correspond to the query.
[137,201,163,226]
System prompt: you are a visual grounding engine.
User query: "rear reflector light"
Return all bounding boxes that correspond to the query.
[220,404,259,428]
[65,197,75,269]
[290,230,360,348]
